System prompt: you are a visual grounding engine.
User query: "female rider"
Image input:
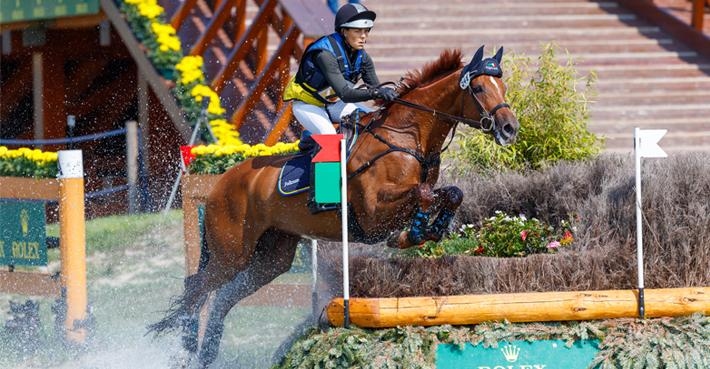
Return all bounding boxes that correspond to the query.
[283,3,396,148]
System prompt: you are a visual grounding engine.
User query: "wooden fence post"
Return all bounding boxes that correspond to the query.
[58,150,88,344]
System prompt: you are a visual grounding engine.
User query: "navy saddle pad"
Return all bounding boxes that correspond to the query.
[277,154,311,196]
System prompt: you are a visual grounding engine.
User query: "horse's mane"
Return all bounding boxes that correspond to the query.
[396,49,464,96]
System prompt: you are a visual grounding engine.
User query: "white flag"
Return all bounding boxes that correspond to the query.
[635,129,667,158]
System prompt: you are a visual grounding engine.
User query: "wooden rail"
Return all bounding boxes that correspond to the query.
[163,0,333,145]
[327,287,710,328]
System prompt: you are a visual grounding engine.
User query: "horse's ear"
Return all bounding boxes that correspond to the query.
[494,47,504,64]
[470,45,485,65]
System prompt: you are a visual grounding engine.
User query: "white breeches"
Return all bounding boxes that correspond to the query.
[292,100,373,135]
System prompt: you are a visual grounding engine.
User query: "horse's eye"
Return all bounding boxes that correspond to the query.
[471,86,484,93]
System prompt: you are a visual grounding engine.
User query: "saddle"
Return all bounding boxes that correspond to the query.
[277,110,363,213]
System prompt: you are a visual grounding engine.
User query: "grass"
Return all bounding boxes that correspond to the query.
[46,211,183,256]
[1,210,312,368]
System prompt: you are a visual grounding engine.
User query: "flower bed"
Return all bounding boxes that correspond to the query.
[407,211,575,258]
[0,146,58,178]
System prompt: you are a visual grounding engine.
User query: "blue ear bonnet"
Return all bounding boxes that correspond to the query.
[459,46,504,89]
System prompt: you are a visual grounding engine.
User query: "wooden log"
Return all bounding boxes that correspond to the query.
[327,287,710,328]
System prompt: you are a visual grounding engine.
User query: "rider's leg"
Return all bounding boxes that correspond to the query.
[293,101,336,152]
[293,101,336,134]
[328,101,373,122]
[292,101,340,213]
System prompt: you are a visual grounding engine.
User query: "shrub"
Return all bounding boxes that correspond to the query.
[449,43,603,172]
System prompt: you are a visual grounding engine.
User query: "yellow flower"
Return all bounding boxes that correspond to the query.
[137,3,163,19]
[176,56,205,85]
[190,85,225,116]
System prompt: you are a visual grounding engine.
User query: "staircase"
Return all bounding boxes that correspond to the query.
[360,0,710,153]
[150,0,710,154]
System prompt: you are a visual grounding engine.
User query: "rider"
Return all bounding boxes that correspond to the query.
[283,3,397,149]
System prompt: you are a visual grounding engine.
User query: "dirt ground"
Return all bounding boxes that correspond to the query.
[0,212,313,369]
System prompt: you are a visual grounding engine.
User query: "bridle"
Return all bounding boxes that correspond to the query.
[382,76,509,133]
[349,73,510,182]
[466,85,510,133]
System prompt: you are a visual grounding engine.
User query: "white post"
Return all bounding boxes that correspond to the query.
[310,239,319,323]
[634,127,645,319]
[162,110,205,215]
[340,138,350,327]
[126,121,139,214]
[633,127,667,319]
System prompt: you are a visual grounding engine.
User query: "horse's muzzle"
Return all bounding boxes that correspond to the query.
[495,120,518,146]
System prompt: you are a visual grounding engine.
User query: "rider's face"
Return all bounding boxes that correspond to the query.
[342,28,371,50]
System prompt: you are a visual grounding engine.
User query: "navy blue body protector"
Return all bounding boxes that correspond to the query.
[295,33,365,104]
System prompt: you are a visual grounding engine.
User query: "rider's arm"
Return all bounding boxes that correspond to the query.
[315,51,376,103]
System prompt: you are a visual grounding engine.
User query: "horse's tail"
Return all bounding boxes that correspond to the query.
[148,222,212,336]
[147,271,209,336]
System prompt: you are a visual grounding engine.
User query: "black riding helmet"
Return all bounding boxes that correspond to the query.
[334,3,376,32]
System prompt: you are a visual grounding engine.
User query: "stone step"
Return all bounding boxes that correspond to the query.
[591,117,710,133]
[595,90,710,104]
[374,15,644,29]
[601,131,710,152]
[260,0,710,153]
[363,38,685,56]
[591,104,710,120]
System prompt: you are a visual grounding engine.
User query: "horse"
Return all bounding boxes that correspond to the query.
[150,45,519,368]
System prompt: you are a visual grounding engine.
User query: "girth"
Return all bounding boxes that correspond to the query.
[348,130,441,184]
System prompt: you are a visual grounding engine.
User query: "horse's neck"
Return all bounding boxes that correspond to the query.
[386,72,463,154]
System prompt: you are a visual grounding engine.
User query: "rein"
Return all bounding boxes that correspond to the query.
[391,97,485,130]
[348,78,510,183]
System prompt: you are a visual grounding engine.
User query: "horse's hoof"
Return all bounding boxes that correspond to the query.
[386,231,414,249]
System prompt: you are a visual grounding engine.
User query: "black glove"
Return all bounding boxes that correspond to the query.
[372,87,397,102]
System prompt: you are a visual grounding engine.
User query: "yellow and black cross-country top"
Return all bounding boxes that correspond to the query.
[284,33,380,106]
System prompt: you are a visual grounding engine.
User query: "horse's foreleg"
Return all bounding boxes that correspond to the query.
[426,186,464,241]
[387,183,435,249]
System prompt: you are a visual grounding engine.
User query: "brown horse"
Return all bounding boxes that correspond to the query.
[150,46,519,368]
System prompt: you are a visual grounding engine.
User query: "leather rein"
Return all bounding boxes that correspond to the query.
[348,84,510,182]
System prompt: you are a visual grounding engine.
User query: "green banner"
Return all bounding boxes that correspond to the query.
[0,199,47,266]
[314,162,341,204]
[0,0,99,24]
[437,339,599,369]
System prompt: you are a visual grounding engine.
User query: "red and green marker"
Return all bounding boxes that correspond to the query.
[311,134,344,204]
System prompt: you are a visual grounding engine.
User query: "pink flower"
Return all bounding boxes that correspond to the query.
[547,241,561,249]
[520,230,528,241]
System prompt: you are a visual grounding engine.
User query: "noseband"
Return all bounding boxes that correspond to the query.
[467,85,510,132]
